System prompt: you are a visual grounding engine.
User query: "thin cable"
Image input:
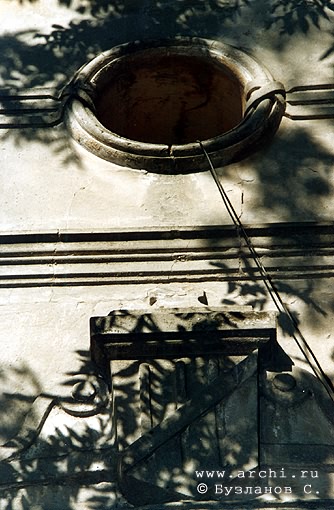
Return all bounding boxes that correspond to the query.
[198,141,334,402]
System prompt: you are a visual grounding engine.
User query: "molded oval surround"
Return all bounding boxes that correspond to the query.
[65,38,285,173]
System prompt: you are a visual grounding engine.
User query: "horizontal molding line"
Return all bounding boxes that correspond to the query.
[0,270,334,289]
[1,244,334,262]
[1,222,334,243]
[0,223,333,288]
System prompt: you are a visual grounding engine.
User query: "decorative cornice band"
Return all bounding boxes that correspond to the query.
[0,223,333,288]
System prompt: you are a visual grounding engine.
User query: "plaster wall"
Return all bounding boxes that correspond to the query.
[1,1,334,508]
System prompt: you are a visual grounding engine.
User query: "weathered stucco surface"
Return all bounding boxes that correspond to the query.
[0,1,334,509]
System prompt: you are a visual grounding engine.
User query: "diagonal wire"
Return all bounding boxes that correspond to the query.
[198,140,334,403]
